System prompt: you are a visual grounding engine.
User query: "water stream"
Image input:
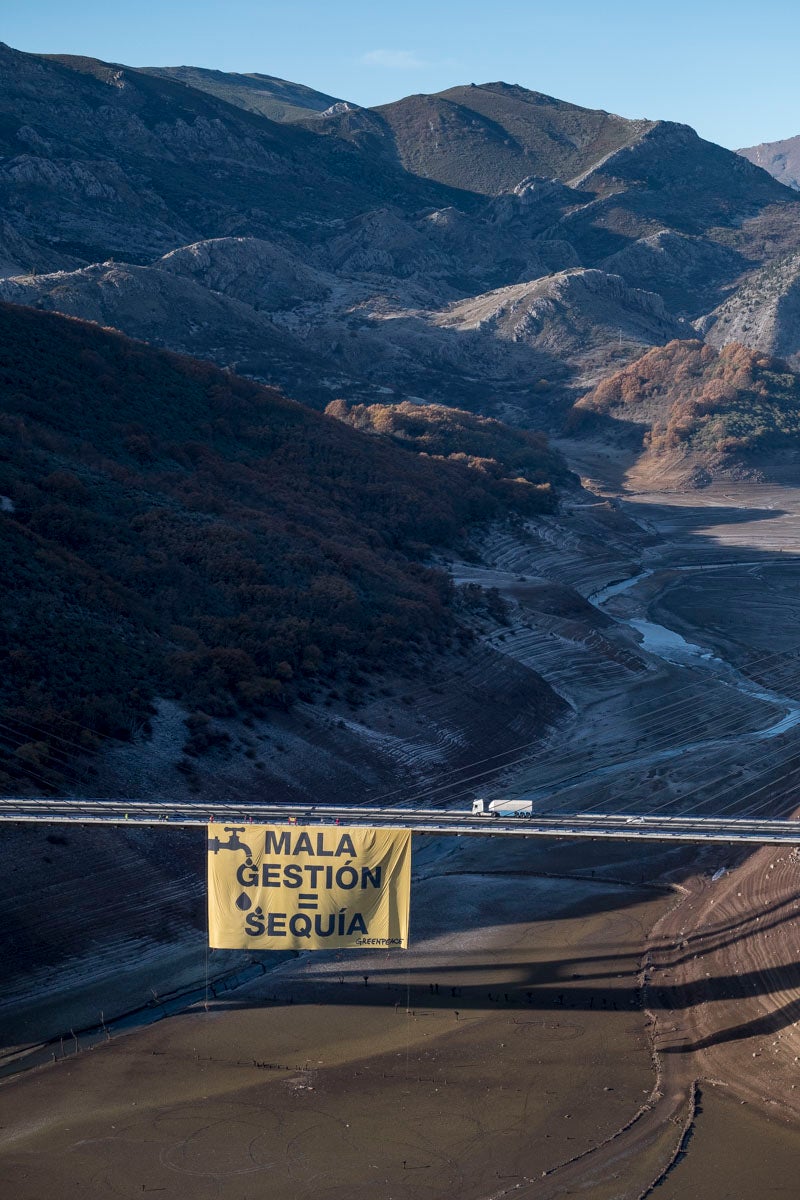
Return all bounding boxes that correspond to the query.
[590,568,800,743]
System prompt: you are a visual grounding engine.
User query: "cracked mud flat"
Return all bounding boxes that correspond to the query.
[3,483,800,1195]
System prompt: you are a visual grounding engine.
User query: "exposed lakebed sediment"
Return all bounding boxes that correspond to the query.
[3,484,800,1196]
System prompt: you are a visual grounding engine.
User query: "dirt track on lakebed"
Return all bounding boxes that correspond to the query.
[4,482,800,1196]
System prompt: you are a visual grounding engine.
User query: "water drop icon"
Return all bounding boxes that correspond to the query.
[236,892,252,911]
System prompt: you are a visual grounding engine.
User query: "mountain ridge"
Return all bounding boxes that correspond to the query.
[0,42,466,276]
[323,80,655,195]
[139,64,344,122]
[3,42,800,438]
[738,133,800,191]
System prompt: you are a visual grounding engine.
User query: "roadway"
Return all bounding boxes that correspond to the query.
[1,798,799,844]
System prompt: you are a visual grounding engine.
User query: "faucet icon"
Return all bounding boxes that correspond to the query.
[207,826,253,857]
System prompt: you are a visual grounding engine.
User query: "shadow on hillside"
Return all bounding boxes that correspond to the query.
[562,406,800,501]
[622,496,794,537]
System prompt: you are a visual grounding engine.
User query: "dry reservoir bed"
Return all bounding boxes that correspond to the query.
[5,845,799,1200]
[0,864,667,1200]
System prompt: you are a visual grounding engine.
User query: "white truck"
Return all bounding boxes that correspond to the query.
[472,797,535,817]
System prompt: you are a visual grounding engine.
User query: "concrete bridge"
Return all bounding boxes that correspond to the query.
[1,798,799,844]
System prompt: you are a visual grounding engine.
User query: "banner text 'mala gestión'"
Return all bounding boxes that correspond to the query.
[207,824,411,950]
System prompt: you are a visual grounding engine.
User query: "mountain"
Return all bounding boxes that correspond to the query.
[364,83,652,194]
[550,121,799,276]
[697,252,800,368]
[0,236,685,411]
[0,42,459,276]
[140,65,344,122]
[3,45,800,431]
[0,300,564,791]
[0,242,340,403]
[569,339,800,485]
[155,235,334,307]
[601,230,745,317]
[738,134,800,191]
[432,268,687,384]
[313,83,799,288]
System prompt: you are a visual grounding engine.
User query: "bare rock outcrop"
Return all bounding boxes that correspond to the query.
[603,230,745,317]
[0,261,329,397]
[154,236,333,310]
[435,268,688,383]
[697,252,800,368]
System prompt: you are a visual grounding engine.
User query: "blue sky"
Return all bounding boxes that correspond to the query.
[4,0,799,149]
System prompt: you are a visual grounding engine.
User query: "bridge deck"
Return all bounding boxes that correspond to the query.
[1,800,799,845]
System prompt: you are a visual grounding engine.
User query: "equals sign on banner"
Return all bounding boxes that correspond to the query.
[298,894,319,910]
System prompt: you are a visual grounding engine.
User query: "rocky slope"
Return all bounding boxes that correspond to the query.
[0,300,567,794]
[738,133,800,191]
[697,251,800,368]
[362,82,653,194]
[0,42,457,276]
[0,242,688,412]
[552,121,799,272]
[569,338,800,485]
[140,65,343,122]
[434,268,688,385]
[2,42,800,446]
[315,85,799,285]
[602,230,746,318]
[0,244,343,401]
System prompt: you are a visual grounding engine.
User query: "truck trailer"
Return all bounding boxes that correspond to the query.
[471,798,535,817]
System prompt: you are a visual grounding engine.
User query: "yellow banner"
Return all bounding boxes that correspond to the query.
[207,823,411,950]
